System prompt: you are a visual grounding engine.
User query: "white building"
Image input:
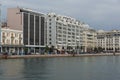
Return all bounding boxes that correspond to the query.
[97,30,120,52]
[46,13,90,50]
[1,27,24,55]
[0,4,1,52]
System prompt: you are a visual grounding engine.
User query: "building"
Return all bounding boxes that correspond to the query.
[1,27,23,55]
[0,4,1,52]
[6,7,97,54]
[46,13,90,51]
[7,7,46,54]
[97,30,120,52]
[82,28,97,52]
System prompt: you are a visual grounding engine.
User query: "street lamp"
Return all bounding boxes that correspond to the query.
[76,40,79,54]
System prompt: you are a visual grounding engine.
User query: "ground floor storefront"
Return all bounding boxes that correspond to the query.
[0,45,47,55]
[0,45,24,55]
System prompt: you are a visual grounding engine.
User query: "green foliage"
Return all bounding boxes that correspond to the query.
[24,47,28,53]
[45,45,49,52]
[94,47,103,52]
[67,46,73,50]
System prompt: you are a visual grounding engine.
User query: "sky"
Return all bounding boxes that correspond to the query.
[0,0,120,30]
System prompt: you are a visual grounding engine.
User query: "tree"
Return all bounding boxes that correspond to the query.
[45,45,49,54]
[67,46,73,50]
[49,45,55,54]
[24,47,28,55]
[98,47,103,52]
[94,47,98,52]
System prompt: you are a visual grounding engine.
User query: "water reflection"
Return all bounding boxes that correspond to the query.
[0,56,120,80]
[0,59,24,80]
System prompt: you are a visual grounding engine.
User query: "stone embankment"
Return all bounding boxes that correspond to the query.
[0,53,120,59]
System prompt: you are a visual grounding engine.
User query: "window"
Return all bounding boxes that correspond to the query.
[7,33,9,36]
[19,40,22,45]
[7,39,9,44]
[15,33,17,37]
[49,34,51,36]
[15,40,17,44]
[2,39,5,44]
[11,33,14,37]
[49,23,51,25]
[49,19,51,21]
[19,34,21,38]
[48,15,51,17]
[2,32,5,37]
[49,42,51,44]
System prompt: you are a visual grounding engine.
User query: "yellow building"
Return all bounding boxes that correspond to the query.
[82,29,97,52]
[1,27,24,55]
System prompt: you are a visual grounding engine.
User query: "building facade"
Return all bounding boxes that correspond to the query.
[0,4,1,52]
[1,27,24,55]
[6,7,97,54]
[7,8,46,54]
[97,30,120,52]
[46,13,91,51]
[82,28,97,52]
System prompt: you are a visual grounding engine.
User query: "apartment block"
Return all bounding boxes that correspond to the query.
[46,13,93,51]
[97,30,120,52]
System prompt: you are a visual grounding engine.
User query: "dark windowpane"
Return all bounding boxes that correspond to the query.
[41,17,44,45]
[30,15,34,45]
[35,16,39,45]
[23,13,28,45]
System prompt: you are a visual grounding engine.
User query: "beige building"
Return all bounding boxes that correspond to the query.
[1,27,24,55]
[97,30,120,52]
[82,29,97,52]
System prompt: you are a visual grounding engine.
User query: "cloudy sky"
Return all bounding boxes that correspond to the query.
[0,0,120,30]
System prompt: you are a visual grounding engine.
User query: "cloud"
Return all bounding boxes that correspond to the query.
[0,0,120,30]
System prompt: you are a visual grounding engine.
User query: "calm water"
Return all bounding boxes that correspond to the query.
[0,56,120,80]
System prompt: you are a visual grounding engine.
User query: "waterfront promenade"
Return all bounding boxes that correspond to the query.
[0,53,120,59]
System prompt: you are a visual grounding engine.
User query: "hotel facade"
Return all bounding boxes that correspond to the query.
[97,30,120,52]
[7,8,46,54]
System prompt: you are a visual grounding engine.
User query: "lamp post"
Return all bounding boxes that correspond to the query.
[76,40,79,54]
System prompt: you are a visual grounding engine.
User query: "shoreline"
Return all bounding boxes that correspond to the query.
[0,53,120,59]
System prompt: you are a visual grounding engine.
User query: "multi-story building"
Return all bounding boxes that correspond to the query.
[7,7,46,54]
[97,30,120,52]
[0,4,1,52]
[82,28,97,52]
[1,27,23,55]
[6,7,97,54]
[46,13,90,51]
